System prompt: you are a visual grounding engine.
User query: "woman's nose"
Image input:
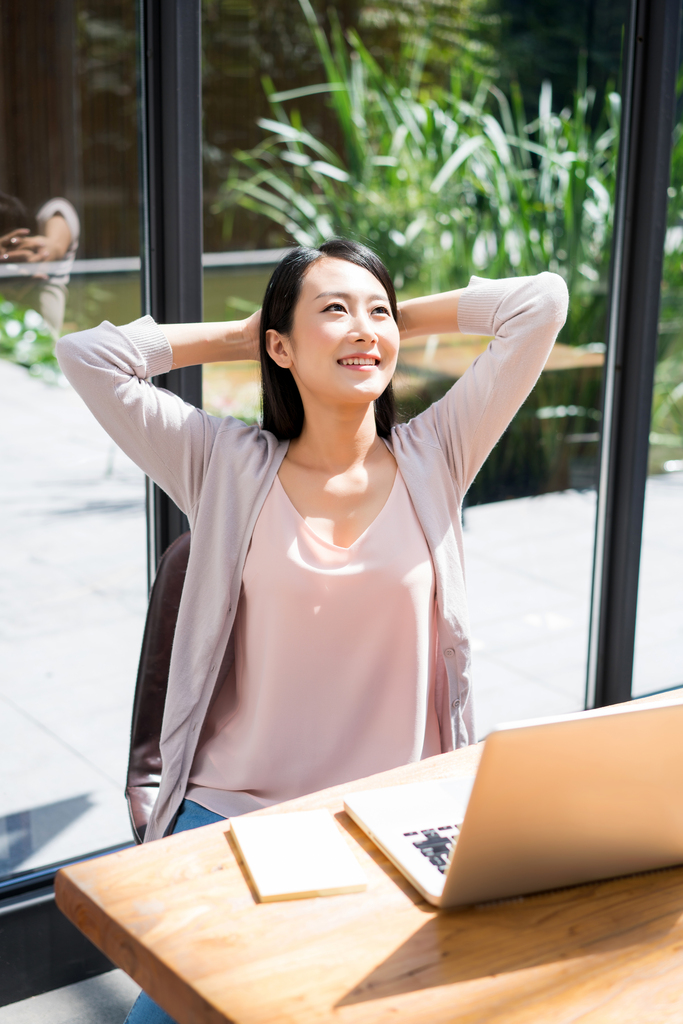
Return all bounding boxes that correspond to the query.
[352,315,377,342]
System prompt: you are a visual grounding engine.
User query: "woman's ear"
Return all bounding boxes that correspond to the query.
[265,328,293,368]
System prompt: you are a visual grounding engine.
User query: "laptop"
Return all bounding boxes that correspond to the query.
[344,696,683,907]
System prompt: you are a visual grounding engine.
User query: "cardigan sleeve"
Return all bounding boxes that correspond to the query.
[56,315,221,516]
[397,272,569,500]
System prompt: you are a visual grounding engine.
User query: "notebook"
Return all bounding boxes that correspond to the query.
[229,808,367,902]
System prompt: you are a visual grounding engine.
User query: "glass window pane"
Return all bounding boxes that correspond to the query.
[0,0,143,881]
[201,1,629,735]
[632,42,683,697]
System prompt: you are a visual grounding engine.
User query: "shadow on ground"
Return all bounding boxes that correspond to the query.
[0,794,93,875]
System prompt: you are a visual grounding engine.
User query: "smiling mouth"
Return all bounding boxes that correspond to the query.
[338,356,380,366]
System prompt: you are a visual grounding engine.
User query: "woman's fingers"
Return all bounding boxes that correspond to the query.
[0,228,30,251]
[1,235,50,262]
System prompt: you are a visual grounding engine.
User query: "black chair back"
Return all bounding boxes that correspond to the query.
[126,531,190,843]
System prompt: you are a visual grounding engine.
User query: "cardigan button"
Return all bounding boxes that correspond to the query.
[452,699,460,709]
[444,648,455,657]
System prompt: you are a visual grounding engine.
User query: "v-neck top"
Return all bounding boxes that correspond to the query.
[186,469,441,817]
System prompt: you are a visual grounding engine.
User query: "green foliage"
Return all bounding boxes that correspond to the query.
[0,297,60,382]
[214,0,619,351]
[354,0,499,91]
[211,0,681,485]
[651,78,683,467]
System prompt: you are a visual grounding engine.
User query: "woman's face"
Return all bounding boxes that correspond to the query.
[265,257,400,410]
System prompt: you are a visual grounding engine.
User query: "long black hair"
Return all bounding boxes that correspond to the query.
[259,238,397,439]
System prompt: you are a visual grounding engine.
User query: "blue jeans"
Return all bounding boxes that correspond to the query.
[123,800,226,1024]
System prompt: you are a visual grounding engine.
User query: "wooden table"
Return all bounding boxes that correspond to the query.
[56,734,683,1024]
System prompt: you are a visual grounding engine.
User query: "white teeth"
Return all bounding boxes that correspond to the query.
[340,357,377,365]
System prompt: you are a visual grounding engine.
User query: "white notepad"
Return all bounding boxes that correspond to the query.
[229,809,367,902]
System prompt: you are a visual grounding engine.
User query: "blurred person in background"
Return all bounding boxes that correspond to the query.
[0,190,80,337]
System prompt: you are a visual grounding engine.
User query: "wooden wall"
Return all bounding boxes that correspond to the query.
[0,0,139,259]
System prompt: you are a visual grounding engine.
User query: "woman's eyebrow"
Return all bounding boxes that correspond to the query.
[315,290,388,303]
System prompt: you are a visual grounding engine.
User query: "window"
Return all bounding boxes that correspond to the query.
[2,0,681,1003]
[632,45,683,697]
[0,0,143,884]
[200,0,629,735]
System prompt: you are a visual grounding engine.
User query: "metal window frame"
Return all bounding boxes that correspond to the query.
[586,0,682,708]
[138,0,204,577]
[0,0,204,1004]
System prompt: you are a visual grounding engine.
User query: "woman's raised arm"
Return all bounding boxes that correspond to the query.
[163,310,261,369]
[164,285,462,366]
[397,288,465,340]
[394,273,569,500]
[56,312,263,519]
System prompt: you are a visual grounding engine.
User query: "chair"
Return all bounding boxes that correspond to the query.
[126,530,191,843]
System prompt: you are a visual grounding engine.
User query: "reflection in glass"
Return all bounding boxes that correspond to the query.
[202,0,628,735]
[632,65,683,696]
[0,1,143,881]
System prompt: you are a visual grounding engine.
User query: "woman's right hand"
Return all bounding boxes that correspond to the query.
[166,312,262,369]
[242,309,261,360]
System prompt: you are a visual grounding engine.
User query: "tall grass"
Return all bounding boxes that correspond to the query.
[214,0,683,476]
[0,296,59,382]
[652,73,683,468]
[214,0,619,352]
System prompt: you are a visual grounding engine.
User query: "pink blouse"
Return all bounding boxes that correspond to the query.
[187,470,441,817]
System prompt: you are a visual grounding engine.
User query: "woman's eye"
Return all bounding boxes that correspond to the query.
[373,305,390,316]
[323,302,346,312]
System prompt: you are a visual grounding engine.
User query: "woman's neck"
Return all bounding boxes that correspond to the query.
[287,400,380,474]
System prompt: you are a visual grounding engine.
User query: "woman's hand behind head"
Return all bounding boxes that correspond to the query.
[242,308,261,361]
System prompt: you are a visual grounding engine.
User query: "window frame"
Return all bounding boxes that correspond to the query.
[140,0,204,572]
[587,0,682,707]
[1,0,681,1004]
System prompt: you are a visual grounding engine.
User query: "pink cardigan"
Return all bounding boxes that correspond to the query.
[56,273,568,842]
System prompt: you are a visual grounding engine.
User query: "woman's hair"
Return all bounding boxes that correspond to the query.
[0,191,31,237]
[259,238,397,439]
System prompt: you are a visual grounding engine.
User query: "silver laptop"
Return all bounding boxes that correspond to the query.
[344,697,683,907]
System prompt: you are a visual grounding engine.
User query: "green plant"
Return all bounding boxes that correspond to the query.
[650,74,683,468]
[210,0,624,499]
[214,0,619,351]
[0,296,60,382]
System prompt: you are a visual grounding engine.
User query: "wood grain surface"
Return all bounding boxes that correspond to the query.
[55,730,683,1024]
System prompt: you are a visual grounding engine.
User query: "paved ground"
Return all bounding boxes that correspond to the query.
[0,971,140,1024]
[0,360,147,875]
[466,473,683,727]
[1,357,681,886]
[464,488,596,736]
[632,468,683,695]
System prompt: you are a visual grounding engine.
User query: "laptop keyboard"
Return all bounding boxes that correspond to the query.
[403,825,461,874]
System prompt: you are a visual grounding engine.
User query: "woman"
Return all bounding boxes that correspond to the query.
[57,239,567,1024]
[0,191,80,336]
